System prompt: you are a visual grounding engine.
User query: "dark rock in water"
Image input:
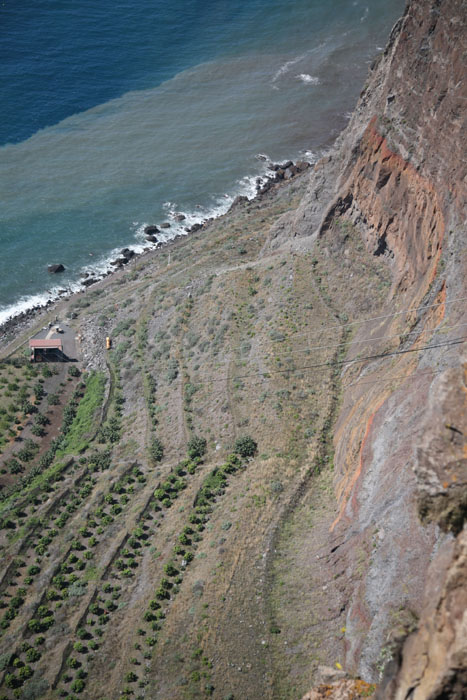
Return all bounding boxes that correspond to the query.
[188,223,203,233]
[268,163,280,171]
[259,180,273,195]
[120,248,135,260]
[82,277,97,287]
[281,160,293,169]
[145,235,158,243]
[144,225,160,235]
[48,264,65,274]
[174,213,186,222]
[160,222,171,229]
[110,259,124,267]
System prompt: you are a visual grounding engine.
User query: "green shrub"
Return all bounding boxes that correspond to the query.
[4,673,19,688]
[163,563,178,577]
[25,648,41,663]
[31,424,45,437]
[28,619,42,633]
[165,359,179,383]
[187,435,206,460]
[71,678,85,693]
[34,412,48,426]
[233,435,257,459]
[8,459,23,474]
[149,438,164,464]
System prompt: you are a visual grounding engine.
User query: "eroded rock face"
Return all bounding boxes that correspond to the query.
[378,528,467,700]
[283,0,467,691]
[333,118,445,296]
[373,364,467,699]
[415,365,467,536]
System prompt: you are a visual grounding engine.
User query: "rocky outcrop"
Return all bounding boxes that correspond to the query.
[281,0,466,692]
[377,527,467,700]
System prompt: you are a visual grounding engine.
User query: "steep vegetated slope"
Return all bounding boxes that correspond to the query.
[0,1,465,699]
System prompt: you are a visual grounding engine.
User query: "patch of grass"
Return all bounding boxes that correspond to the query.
[56,372,106,457]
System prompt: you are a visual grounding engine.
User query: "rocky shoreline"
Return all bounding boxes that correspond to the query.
[0,158,310,346]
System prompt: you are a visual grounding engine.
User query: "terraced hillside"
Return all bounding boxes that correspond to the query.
[0,170,396,700]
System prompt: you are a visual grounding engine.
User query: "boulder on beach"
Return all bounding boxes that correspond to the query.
[120,248,135,261]
[258,180,273,195]
[284,166,300,180]
[48,264,65,274]
[82,277,97,287]
[187,223,203,233]
[229,195,249,212]
[144,225,160,235]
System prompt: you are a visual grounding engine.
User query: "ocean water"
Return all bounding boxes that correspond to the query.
[0,0,405,325]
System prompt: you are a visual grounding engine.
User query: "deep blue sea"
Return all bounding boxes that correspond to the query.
[0,0,405,325]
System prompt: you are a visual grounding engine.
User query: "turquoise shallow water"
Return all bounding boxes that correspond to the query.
[0,0,405,324]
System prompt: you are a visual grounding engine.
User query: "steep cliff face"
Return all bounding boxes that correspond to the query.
[277,0,467,692]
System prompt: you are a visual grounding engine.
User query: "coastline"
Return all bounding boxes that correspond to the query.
[0,158,312,352]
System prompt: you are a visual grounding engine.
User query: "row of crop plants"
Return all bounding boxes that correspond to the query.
[0,364,82,485]
[0,361,56,455]
[113,439,256,700]
[0,454,152,696]
[0,367,128,696]
[54,438,208,698]
[0,451,109,692]
[0,372,103,526]
[0,457,106,632]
